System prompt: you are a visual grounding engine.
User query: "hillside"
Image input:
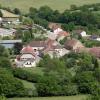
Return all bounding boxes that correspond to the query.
[0,0,100,12]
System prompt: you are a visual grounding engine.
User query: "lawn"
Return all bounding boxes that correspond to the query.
[8,95,87,100]
[0,0,100,12]
[17,78,35,89]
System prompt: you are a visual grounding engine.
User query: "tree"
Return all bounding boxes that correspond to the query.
[0,57,11,69]
[0,10,3,17]
[13,8,21,14]
[38,6,53,20]
[0,45,9,57]
[29,7,38,19]
[0,68,25,97]
[70,5,77,10]
[23,17,33,25]
[13,42,23,55]
[75,71,99,94]
[94,68,100,82]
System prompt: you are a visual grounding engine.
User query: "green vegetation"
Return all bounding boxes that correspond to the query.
[17,79,35,90]
[8,95,87,100]
[0,0,100,12]
[22,67,44,75]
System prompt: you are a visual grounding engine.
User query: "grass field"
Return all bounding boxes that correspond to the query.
[8,95,87,100]
[18,79,35,89]
[0,0,100,12]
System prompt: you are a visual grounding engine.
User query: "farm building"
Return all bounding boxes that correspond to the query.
[0,9,19,23]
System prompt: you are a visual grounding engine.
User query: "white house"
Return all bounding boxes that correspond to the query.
[15,46,41,67]
[73,30,91,38]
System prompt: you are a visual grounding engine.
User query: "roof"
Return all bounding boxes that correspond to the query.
[0,40,22,44]
[64,39,84,50]
[21,46,35,54]
[73,29,84,34]
[48,22,61,30]
[0,28,16,36]
[43,41,62,54]
[64,39,79,47]
[0,9,19,18]
[29,41,46,47]
[89,47,100,58]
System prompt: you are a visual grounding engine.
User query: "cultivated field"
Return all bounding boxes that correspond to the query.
[0,0,100,12]
[8,95,87,100]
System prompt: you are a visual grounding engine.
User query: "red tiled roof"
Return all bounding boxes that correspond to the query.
[89,47,100,58]
[64,39,84,50]
[48,22,61,30]
[29,41,46,47]
[21,46,35,54]
[64,39,78,47]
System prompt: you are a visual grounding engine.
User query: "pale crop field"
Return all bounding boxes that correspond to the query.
[0,0,100,12]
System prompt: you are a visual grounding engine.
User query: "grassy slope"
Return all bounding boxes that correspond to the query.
[8,95,87,100]
[17,78,35,89]
[0,0,100,12]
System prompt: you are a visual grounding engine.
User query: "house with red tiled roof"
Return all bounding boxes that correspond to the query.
[48,22,61,31]
[29,41,46,50]
[89,47,100,58]
[42,40,70,58]
[15,45,41,67]
[64,39,84,51]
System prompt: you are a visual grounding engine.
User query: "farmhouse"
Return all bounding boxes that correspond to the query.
[64,39,84,51]
[15,45,41,67]
[73,29,91,38]
[0,9,19,23]
[89,47,100,58]
[29,40,46,50]
[42,40,69,58]
[48,22,61,31]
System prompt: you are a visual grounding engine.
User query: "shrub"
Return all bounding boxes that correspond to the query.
[13,68,41,83]
[0,68,25,97]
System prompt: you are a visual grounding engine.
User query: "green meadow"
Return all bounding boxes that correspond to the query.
[0,0,100,12]
[8,95,87,100]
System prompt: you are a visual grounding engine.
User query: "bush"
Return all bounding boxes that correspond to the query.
[0,95,6,100]
[75,71,99,94]
[13,68,41,83]
[0,68,25,97]
[36,72,78,96]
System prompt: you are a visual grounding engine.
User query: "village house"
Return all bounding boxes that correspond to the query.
[89,47,100,58]
[42,40,70,58]
[48,28,69,41]
[15,45,41,67]
[73,29,91,38]
[29,41,46,51]
[0,28,16,37]
[90,35,100,41]
[0,9,19,23]
[64,38,84,52]
[48,22,61,30]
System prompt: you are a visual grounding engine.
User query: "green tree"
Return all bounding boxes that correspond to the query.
[0,10,3,17]
[13,42,23,55]
[75,71,99,94]
[13,8,21,14]
[0,57,11,69]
